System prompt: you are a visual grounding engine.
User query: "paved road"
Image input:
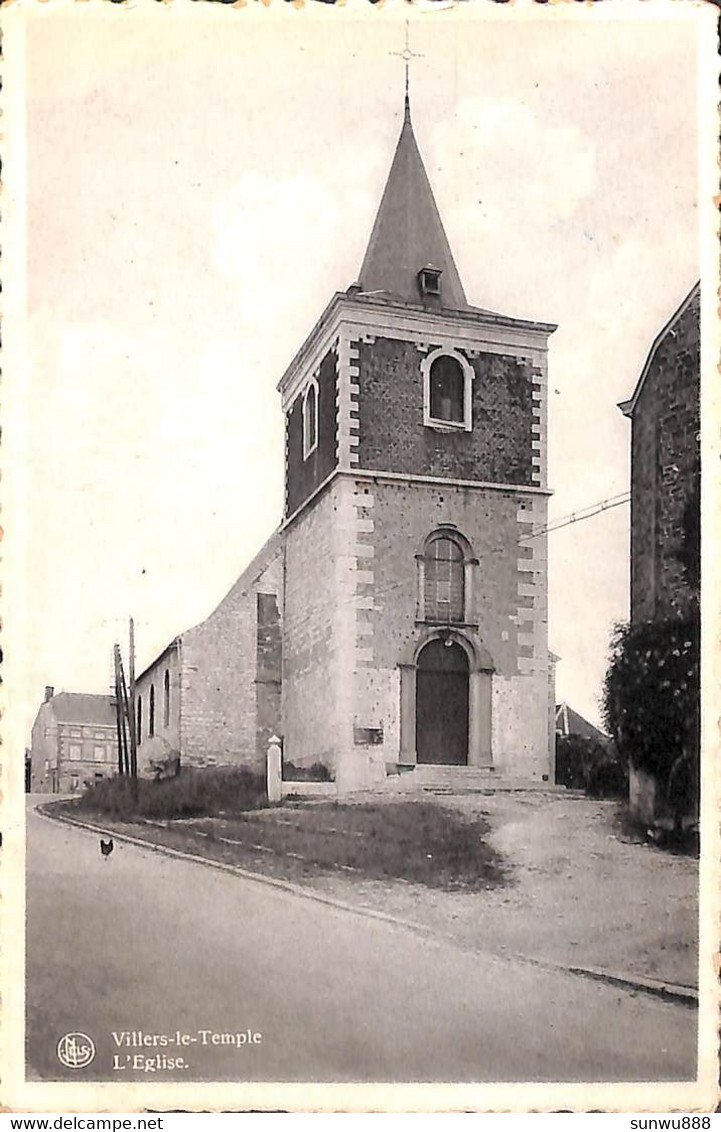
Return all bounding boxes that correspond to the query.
[26,800,697,1083]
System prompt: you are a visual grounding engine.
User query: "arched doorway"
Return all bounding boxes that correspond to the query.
[415,638,469,765]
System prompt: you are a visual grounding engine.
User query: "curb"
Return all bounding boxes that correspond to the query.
[36,804,441,941]
[37,803,699,1008]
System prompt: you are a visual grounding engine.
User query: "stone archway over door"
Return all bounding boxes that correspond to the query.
[415,639,469,765]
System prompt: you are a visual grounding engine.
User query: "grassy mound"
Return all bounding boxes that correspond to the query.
[75,767,267,821]
[227,801,507,891]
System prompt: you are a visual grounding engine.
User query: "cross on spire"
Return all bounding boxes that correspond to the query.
[390,20,424,119]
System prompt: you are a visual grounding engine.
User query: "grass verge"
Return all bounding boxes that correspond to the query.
[50,798,507,892]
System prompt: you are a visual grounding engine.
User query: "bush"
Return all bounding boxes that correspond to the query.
[282,760,333,783]
[586,757,628,800]
[77,766,267,821]
[602,613,699,806]
[556,735,602,790]
[555,735,627,798]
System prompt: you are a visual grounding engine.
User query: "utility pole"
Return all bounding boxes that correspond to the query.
[128,617,138,781]
[113,644,125,776]
[118,652,130,774]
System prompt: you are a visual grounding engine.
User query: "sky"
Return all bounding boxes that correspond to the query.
[16,0,704,743]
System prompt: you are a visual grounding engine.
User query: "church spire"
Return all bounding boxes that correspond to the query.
[357,96,468,310]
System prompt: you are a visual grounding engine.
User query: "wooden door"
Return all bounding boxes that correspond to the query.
[416,639,469,765]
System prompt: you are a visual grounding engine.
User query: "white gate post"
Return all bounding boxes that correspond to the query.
[267,735,282,804]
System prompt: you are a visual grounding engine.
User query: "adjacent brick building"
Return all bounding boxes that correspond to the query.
[619,282,700,623]
[29,687,119,793]
[618,281,700,820]
[136,95,557,788]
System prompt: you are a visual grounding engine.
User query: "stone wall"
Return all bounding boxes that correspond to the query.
[282,486,343,770]
[136,644,182,773]
[630,291,700,623]
[173,534,284,771]
[342,476,551,778]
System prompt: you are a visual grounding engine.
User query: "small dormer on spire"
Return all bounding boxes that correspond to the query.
[418,263,442,300]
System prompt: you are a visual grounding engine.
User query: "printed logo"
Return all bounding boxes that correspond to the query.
[57,1032,96,1069]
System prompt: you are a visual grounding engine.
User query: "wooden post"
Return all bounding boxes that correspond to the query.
[113,645,125,776]
[118,659,131,776]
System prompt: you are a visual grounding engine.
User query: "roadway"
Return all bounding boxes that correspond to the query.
[25,799,697,1083]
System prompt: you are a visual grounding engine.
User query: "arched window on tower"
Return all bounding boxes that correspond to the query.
[422,349,473,431]
[149,684,155,738]
[302,379,318,459]
[430,355,464,424]
[164,669,170,729]
[422,532,466,623]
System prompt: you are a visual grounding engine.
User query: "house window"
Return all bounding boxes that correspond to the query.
[149,684,155,738]
[164,669,170,728]
[93,745,105,763]
[422,349,473,431]
[137,695,142,741]
[302,380,318,458]
[69,744,81,762]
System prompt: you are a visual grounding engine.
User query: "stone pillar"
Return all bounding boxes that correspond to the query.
[415,555,425,620]
[463,558,478,623]
[468,671,492,767]
[399,664,417,765]
[267,735,282,804]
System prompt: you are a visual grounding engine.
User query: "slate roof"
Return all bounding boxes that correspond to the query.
[50,692,116,727]
[555,702,609,744]
[136,527,284,683]
[358,99,468,310]
[618,281,700,419]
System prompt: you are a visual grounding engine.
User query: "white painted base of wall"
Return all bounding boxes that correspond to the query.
[629,765,658,824]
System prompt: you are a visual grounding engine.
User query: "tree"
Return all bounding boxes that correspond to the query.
[602,614,699,813]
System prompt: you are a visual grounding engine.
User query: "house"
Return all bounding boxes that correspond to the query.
[29,686,119,793]
[135,92,557,791]
[555,703,610,746]
[618,281,700,819]
[619,282,700,623]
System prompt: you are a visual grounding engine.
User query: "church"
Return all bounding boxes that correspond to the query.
[134,92,557,792]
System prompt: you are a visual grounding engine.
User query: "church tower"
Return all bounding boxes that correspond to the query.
[278,96,556,790]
